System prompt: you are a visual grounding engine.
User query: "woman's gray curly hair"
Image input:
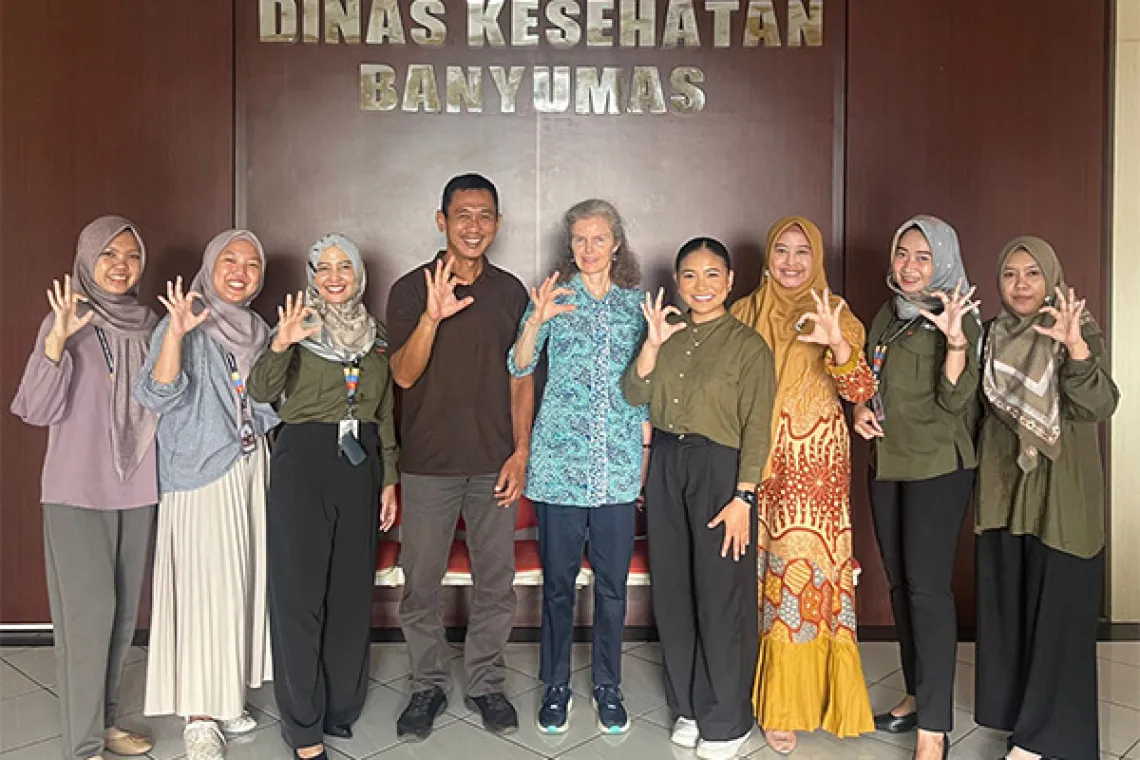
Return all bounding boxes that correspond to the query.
[551,198,642,288]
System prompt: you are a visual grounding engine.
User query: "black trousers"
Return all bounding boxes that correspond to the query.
[869,466,974,732]
[267,422,381,749]
[535,501,636,688]
[646,431,758,742]
[975,529,1102,760]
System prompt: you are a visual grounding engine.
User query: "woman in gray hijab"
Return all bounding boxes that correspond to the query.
[248,234,398,760]
[11,216,159,760]
[135,230,279,760]
[851,216,982,760]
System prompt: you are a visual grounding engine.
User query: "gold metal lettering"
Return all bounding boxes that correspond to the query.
[585,0,614,46]
[787,0,823,47]
[512,0,540,46]
[468,0,507,47]
[619,0,654,47]
[669,66,706,113]
[489,65,526,113]
[260,0,298,42]
[743,0,781,47]
[325,0,361,43]
[446,66,484,112]
[706,1,739,48]
[303,0,320,43]
[662,0,700,49]
[575,67,622,114]
[534,66,572,113]
[626,66,666,113]
[403,64,442,112]
[545,0,582,48]
[360,64,399,110]
[366,0,407,44]
[410,0,447,45]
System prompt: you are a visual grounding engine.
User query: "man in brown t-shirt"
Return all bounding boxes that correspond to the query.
[386,174,533,740]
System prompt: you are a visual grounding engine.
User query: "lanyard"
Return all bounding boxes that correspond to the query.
[224,352,257,455]
[94,327,114,377]
[343,361,361,419]
[870,317,919,379]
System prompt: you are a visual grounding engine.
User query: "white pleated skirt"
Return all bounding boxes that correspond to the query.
[144,438,273,720]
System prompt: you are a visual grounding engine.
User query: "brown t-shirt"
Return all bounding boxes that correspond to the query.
[387,254,528,476]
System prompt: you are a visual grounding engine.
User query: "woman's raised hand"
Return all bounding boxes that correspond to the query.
[641,288,686,348]
[46,274,93,342]
[1035,286,1089,359]
[271,291,319,352]
[157,276,209,339]
[919,278,980,342]
[796,288,847,349]
[526,273,576,326]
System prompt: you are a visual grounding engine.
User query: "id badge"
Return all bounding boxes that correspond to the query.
[337,419,366,466]
[870,392,887,424]
[338,418,359,441]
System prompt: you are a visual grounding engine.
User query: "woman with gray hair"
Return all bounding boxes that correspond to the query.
[508,199,649,736]
[136,230,278,760]
[248,234,398,760]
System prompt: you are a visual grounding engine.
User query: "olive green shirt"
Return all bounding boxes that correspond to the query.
[248,343,399,487]
[621,312,776,484]
[975,322,1118,558]
[865,304,982,481]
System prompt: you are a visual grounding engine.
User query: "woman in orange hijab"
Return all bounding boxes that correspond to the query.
[731,217,876,752]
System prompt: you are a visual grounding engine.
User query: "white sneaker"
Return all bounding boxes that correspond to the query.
[696,729,751,759]
[184,720,226,760]
[671,717,700,748]
[220,711,257,736]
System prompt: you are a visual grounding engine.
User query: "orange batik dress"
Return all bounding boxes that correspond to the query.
[732,216,876,738]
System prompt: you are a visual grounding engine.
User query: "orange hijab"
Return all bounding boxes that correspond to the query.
[732,217,858,478]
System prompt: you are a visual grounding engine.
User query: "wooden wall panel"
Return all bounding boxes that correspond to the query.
[0,0,235,623]
[844,0,1111,625]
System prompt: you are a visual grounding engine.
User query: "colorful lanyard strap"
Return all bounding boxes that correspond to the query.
[225,352,257,455]
[94,326,114,377]
[871,317,919,378]
[343,361,361,418]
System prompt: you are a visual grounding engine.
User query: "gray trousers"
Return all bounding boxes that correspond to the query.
[43,503,154,760]
[397,473,517,697]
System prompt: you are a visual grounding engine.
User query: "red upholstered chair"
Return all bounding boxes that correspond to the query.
[375,485,404,586]
[513,497,544,585]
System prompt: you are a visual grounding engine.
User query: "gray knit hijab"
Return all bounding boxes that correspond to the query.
[887,215,973,320]
[301,234,379,363]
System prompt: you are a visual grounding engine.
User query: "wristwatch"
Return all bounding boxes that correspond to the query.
[733,489,757,507]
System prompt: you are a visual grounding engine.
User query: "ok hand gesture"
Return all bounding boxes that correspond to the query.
[271,291,319,352]
[1035,286,1090,360]
[526,273,576,326]
[641,288,686,348]
[919,278,980,342]
[157,276,209,340]
[796,289,847,349]
[46,274,93,343]
[424,258,475,324]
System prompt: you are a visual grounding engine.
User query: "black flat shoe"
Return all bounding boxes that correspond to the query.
[874,710,918,733]
[323,724,352,739]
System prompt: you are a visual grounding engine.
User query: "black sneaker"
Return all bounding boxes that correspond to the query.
[592,684,630,734]
[536,684,574,734]
[396,686,448,741]
[465,692,519,735]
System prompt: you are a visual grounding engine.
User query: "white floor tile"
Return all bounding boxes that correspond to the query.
[554,718,692,760]
[749,730,912,759]
[125,646,148,666]
[323,683,454,759]
[957,642,975,665]
[369,718,544,759]
[385,655,541,722]
[0,736,62,760]
[503,642,593,680]
[113,661,149,716]
[1125,737,1140,758]
[570,655,664,718]
[1102,701,1140,757]
[1100,660,1140,710]
[943,725,1008,760]
[625,643,662,666]
[0,648,30,662]
[1100,643,1140,668]
[0,690,61,753]
[2,649,55,690]
[369,644,414,687]
[0,662,41,702]
[245,683,282,721]
[490,682,614,759]
[952,661,976,712]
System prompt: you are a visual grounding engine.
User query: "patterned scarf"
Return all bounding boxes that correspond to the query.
[301,234,378,363]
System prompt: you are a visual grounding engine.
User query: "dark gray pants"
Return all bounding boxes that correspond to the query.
[43,503,154,760]
[397,473,517,697]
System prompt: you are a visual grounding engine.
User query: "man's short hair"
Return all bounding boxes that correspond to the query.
[440,174,500,217]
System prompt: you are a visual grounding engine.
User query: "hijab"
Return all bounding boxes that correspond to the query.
[983,236,1093,470]
[72,215,159,481]
[887,215,972,320]
[300,234,379,363]
[188,230,270,379]
[731,217,864,479]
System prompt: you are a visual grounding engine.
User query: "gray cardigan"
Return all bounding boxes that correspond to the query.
[134,316,279,494]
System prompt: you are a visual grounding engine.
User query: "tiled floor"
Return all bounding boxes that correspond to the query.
[1,641,1137,759]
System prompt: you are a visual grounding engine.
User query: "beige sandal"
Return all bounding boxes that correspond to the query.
[104,728,153,756]
[765,729,798,756]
